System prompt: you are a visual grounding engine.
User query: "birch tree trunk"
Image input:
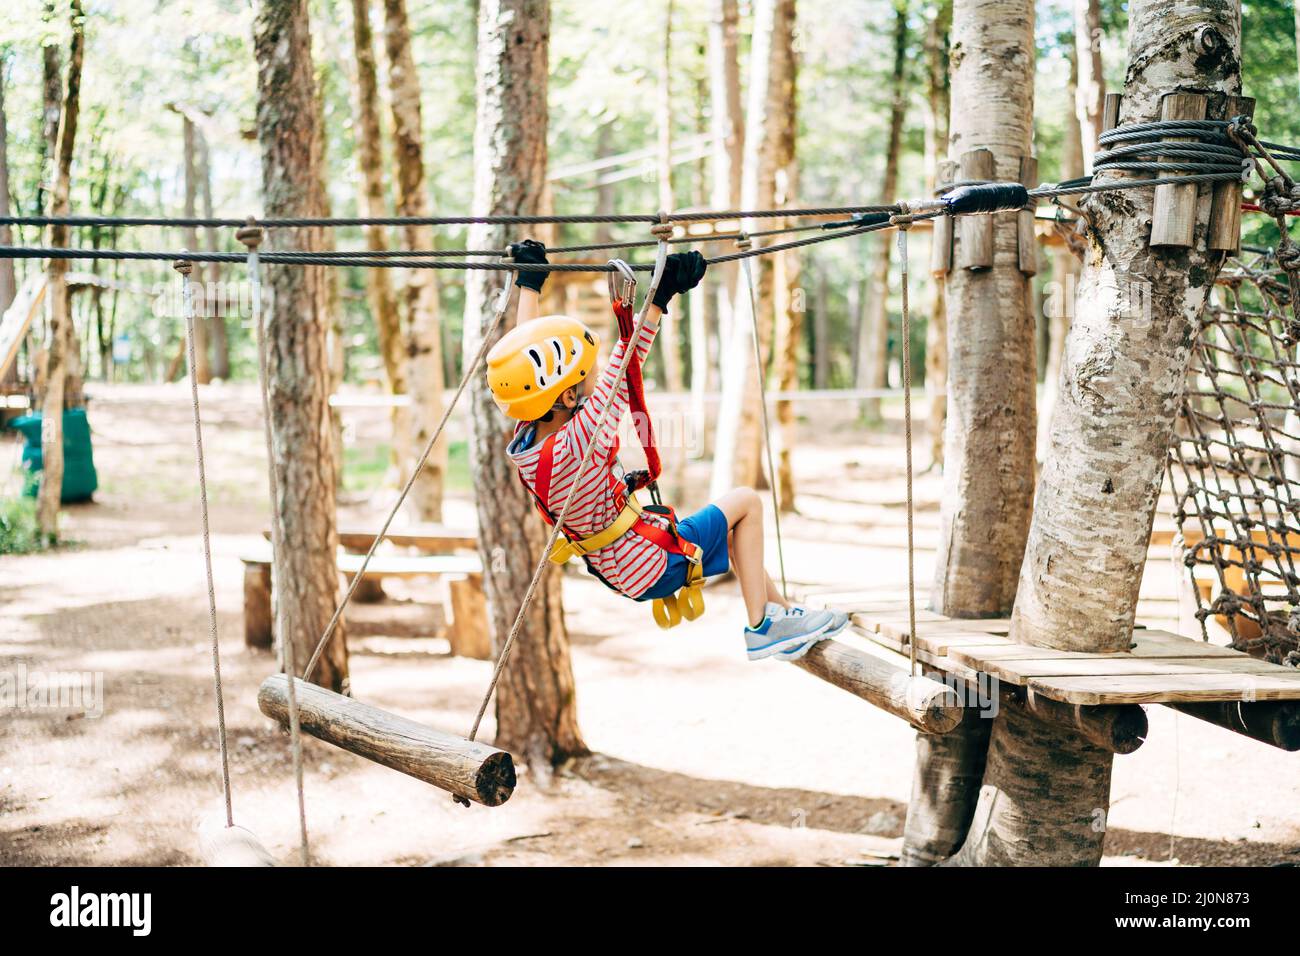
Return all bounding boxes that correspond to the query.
[949,0,1244,867]
[922,0,951,468]
[929,0,1037,617]
[176,111,211,384]
[1074,0,1106,171]
[199,126,229,380]
[0,67,16,332]
[253,0,348,692]
[902,0,1036,867]
[350,0,409,479]
[464,0,586,772]
[772,23,800,511]
[859,1,908,422]
[656,0,684,398]
[36,0,83,543]
[384,0,447,521]
[710,0,793,499]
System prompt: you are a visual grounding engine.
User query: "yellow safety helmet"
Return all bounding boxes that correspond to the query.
[486,315,600,421]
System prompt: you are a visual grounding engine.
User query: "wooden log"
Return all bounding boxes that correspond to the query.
[1150,92,1207,248]
[1017,155,1038,276]
[1208,95,1255,252]
[900,704,991,866]
[1102,92,1122,134]
[1168,700,1300,751]
[257,674,516,806]
[447,573,491,660]
[792,639,964,734]
[243,559,273,650]
[1024,688,1148,754]
[198,817,276,866]
[931,159,958,276]
[956,148,995,270]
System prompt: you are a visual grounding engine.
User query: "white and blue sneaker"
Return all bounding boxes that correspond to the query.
[744,603,847,661]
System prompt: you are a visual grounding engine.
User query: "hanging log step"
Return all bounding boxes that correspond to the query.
[257,674,516,807]
[792,639,964,734]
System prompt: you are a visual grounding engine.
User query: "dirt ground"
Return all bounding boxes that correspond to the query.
[3,382,1299,867]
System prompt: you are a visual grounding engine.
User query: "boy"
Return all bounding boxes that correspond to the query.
[486,240,846,659]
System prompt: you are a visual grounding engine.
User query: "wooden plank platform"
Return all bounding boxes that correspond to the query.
[806,594,1300,705]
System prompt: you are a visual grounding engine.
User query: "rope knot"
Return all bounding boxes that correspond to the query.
[650,211,673,241]
[1277,236,1300,274]
[173,258,193,278]
[735,232,753,252]
[890,200,913,231]
[236,217,264,250]
[1260,176,1299,218]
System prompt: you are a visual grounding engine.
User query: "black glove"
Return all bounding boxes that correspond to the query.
[510,239,548,293]
[652,251,707,310]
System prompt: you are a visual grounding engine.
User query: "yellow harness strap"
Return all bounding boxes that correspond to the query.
[545,494,706,630]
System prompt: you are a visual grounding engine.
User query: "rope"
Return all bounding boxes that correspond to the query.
[300,269,519,683]
[461,234,672,772]
[892,207,918,677]
[736,235,788,599]
[176,259,233,828]
[0,203,900,231]
[241,223,311,866]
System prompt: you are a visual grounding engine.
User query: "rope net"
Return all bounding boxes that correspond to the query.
[1168,248,1300,665]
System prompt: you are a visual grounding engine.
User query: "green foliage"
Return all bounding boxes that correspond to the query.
[0,496,45,554]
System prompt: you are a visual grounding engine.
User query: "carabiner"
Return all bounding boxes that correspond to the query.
[606,258,637,309]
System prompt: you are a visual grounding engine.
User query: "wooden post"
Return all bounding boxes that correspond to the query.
[243,560,273,650]
[1150,92,1208,248]
[899,704,991,866]
[1017,155,1039,276]
[956,148,995,270]
[1024,688,1147,754]
[257,674,516,806]
[1101,92,1122,136]
[792,639,964,734]
[1169,700,1300,751]
[1208,95,1255,252]
[931,159,958,276]
[447,573,491,660]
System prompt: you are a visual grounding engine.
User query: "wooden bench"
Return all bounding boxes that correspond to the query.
[241,545,490,660]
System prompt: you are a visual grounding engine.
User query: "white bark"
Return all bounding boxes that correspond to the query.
[1073,0,1106,169]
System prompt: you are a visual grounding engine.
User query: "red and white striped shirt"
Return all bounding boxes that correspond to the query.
[508,321,669,598]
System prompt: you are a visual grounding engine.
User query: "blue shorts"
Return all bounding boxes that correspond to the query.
[636,504,731,601]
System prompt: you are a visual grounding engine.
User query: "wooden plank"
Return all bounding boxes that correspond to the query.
[1208,96,1255,252]
[791,638,965,734]
[242,547,480,578]
[947,636,1238,666]
[1028,672,1300,705]
[266,526,479,553]
[447,574,491,660]
[1102,92,1123,134]
[956,148,995,270]
[1150,92,1207,248]
[1017,155,1039,275]
[0,275,46,384]
[931,159,958,276]
[257,675,516,806]
[983,655,1288,682]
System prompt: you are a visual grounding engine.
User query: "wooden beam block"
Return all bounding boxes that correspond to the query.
[257,675,516,806]
[1027,671,1300,706]
[1023,689,1148,754]
[1209,95,1256,252]
[792,638,964,734]
[1102,92,1123,134]
[931,159,958,276]
[1018,155,1039,276]
[1150,92,1208,248]
[956,149,995,270]
[242,559,273,650]
[447,573,491,660]
[1168,700,1300,751]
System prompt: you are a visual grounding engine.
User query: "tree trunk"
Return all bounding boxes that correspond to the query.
[707,0,744,351]
[0,66,16,337]
[929,0,1037,617]
[955,0,1243,867]
[1038,43,1085,459]
[36,0,84,543]
[656,0,684,398]
[384,0,446,521]
[812,267,829,389]
[464,0,586,772]
[176,112,211,384]
[688,82,713,457]
[199,125,229,380]
[710,0,793,499]
[252,0,348,692]
[350,0,410,480]
[1073,0,1106,170]
[859,1,909,421]
[903,0,1036,867]
[922,0,951,468]
[771,15,800,512]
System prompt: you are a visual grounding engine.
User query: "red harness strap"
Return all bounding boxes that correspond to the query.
[613,297,660,488]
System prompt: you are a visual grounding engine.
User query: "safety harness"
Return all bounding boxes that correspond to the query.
[519,261,705,629]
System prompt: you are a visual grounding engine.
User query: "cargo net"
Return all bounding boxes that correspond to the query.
[1168,247,1300,665]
